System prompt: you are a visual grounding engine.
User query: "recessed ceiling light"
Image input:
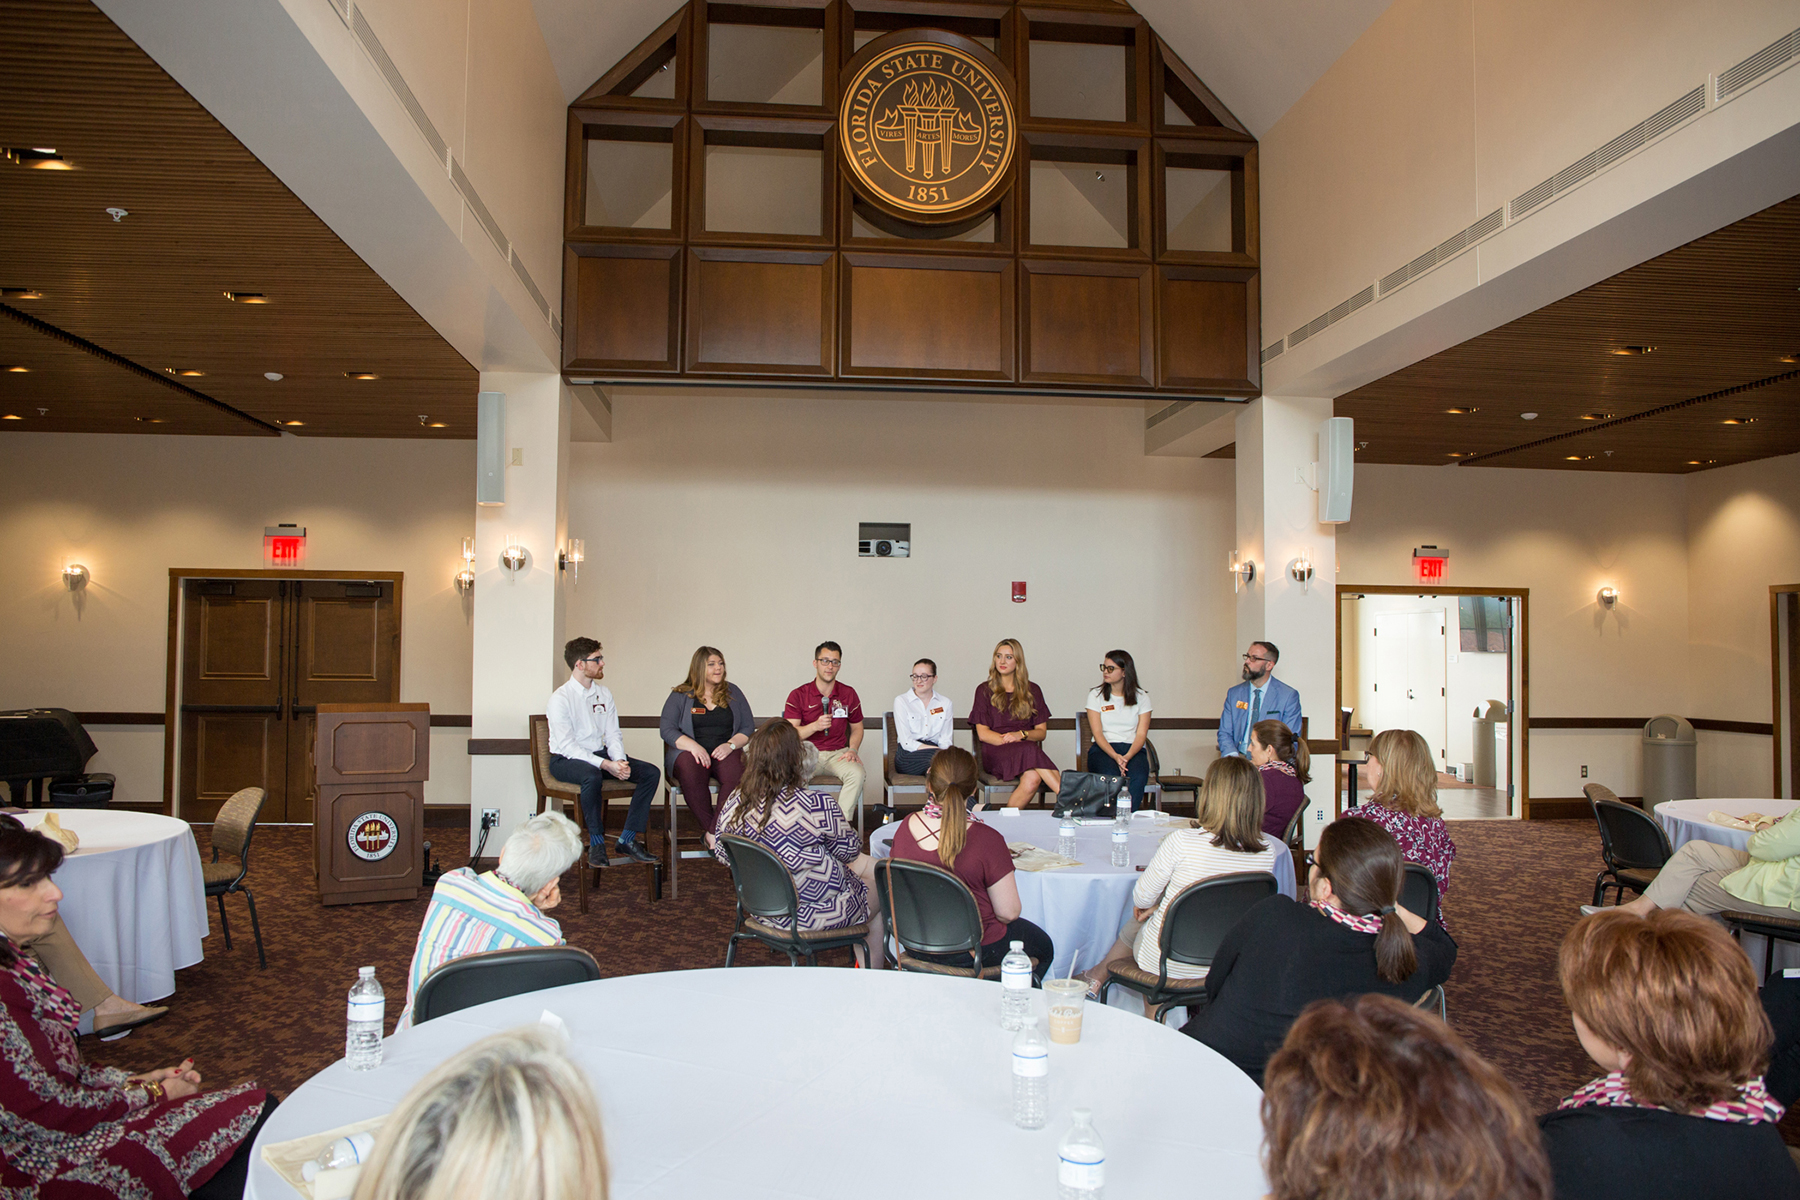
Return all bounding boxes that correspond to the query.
[1446,451,1473,458]
[1722,417,1758,425]
[1686,459,1716,466]
[134,416,166,424]
[1578,412,1614,421]
[1520,412,1538,420]
[224,291,269,304]
[1564,454,1596,462]
[428,422,447,428]
[264,372,283,382]
[1445,407,1479,415]
[0,288,43,301]
[1610,345,1654,355]
[4,365,28,374]
[345,372,380,381]
[2,147,70,169]
[1780,352,1798,364]
[281,419,305,427]
[164,367,206,377]
[1,414,20,420]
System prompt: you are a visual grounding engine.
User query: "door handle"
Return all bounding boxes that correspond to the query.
[276,696,284,720]
[1407,689,1414,700]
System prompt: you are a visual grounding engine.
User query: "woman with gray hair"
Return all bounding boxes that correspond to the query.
[397,811,585,1029]
[352,1025,607,1200]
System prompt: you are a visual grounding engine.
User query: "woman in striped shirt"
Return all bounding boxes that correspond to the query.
[1082,756,1277,994]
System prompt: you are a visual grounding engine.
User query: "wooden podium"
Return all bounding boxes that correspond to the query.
[315,702,430,906]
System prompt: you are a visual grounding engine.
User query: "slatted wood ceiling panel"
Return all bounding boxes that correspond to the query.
[0,0,477,438]
[1338,193,1800,474]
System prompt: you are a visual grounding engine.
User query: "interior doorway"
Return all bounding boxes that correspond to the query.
[1338,587,1528,819]
[164,572,402,822]
[1775,585,1799,800]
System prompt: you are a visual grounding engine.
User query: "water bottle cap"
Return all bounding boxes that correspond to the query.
[1073,1107,1092,1121]
[1010,940,1023,950]
[358,966,375,976]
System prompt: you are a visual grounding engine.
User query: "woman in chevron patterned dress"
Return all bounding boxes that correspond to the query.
[713,720,885,967]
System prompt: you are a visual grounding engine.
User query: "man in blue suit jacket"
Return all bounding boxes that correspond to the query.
[1218,641,1303,758]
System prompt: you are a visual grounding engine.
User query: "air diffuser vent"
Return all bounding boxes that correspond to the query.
[351,6,448,165]
[1717,26,1800,100]
[510,248,551,321]
[451,158,507,257]
[1511,86,1704,221]
[1260,340,1285,365]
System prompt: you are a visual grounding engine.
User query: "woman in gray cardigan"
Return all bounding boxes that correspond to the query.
[660,646,756,844]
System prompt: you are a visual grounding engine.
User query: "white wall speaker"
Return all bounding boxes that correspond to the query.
[477,391,505,506]
[1318,416,1353,524]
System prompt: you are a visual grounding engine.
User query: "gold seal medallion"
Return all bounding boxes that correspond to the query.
[839,30,1018,224]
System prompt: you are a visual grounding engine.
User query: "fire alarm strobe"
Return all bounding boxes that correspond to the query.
[859,522,910,558]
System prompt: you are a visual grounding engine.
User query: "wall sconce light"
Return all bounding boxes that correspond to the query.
[1598,585,1619,608]
[1229,552,1256,594]
[454,536,476,594]
[559,537,583,584]
[499,535,528,581]
[62,563,88,590]
[1289,550,1315,592]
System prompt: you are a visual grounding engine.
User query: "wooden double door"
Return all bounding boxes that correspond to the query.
[178,577,400,822]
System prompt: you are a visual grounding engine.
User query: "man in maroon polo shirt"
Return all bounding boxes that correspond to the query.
[783,641,865,822]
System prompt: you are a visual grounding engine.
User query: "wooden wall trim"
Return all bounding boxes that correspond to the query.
[79,711,474,728]
[1527,716,1774,735]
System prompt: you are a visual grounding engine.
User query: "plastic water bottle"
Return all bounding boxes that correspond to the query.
[1012,1022,1049,1129]
[301,1131,376,1182]
[1000,940,1033,1030]
[1058,814,1077,859]
[1058,1108,1105,1198]
[345,966,385,1072]
[1110,819,1130,868]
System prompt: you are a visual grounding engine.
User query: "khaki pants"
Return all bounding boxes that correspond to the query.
[21,915,114,1013]
[815,748,866,823]
[1644,839,1797,921]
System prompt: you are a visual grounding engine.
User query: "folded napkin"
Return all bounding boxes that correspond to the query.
[36,813,77,853]
[261,1116,386,1199]
[1708,811,1769,832]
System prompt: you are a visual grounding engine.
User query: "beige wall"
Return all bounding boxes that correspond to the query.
[0,432,475,814]
[564,390,1239,779]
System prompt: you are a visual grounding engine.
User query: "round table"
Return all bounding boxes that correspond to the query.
[25,809,208,1003]
[1653,798,1800,853]
[871,811,1295,979]
[247,968,1269,1200]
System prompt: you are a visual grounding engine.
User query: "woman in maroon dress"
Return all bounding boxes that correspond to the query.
[970,638,1061,808]
[0,823,270,1199]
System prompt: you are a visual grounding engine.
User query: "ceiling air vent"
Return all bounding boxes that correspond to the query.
[1260,340,1285,365]
[451,157,507,256]
[1377,209,1503,298]
[1717,25,1800,100]
[351,6,448,165]
[1511,85,1704,221]
[510,247,551,322]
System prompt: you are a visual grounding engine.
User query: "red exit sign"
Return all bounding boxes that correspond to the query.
[264,524,307,569]
[1413,545,1448,583]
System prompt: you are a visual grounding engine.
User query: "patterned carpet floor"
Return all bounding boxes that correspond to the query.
[80,817,1792,1139]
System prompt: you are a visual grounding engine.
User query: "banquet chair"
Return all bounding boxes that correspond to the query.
[662,777,717,901]
[1720,911,1800,984]
[529,714,661,911]
[1401,863,1448,1020]
[1587,786,1672,906]
[1076,717,1162,812]
[876,857,1043,982]
[1101,871,1277,1024]
[1146,741,1201,817]
[717,835,869,967]
[205,786,267,970]
[413,945,602,1024]
[967,726,1050,809]
[1281,807,1304,859]
[882,710,930,812]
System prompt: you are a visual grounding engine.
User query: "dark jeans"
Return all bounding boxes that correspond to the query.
[670,749,744,832]
[189,1095,277,1200]
[915,917,1055,975]
[1088,741,1149,805]
[894,747,938,776]
[1763,976,1800,1107]
[549,754,659,845]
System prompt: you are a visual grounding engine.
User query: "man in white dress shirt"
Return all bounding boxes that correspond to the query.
[891,658,953,778]
[547,637,660,868]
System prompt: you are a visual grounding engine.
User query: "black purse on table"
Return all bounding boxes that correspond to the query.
[1052,771,1126,819]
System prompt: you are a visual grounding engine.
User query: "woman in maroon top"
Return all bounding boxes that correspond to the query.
[1344,728,1457,921]
[1249,718,1309,839]
[970,638,1061,809]
[888,746,1054,967]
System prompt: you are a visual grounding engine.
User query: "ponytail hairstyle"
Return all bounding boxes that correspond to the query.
[1251,719,1311,785]
[923,746,981,868]
[1315,818,1416,983]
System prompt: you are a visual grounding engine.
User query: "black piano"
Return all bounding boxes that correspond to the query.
[0,709,114,807]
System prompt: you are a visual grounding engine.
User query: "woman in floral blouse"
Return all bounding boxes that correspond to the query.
[0,822,269,1198]
[1344,727,1456,920]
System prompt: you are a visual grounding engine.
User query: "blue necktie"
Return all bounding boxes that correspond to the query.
[1246,687,1263,751]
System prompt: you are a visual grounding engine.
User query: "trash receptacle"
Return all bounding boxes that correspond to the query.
[1642,715,1697,807]
[1471,700,1507,787]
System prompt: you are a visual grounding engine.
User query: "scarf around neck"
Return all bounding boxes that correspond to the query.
[1558,1070,1784,1123]
[1311,899,1384,934]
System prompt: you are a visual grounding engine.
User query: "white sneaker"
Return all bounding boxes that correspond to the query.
[1579,904,1603,916]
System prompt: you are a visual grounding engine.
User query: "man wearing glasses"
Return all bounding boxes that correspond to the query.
[891,659,952,777]
[1218,641,1303,759]
[548,637,661,867]
[783,641,865,821]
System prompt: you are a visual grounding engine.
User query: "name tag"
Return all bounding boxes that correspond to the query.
[1103,705,1115,712]
[692,707,706,715]
[1236,700,1249,710]
[831,703,849,719]
[930,707,944,715]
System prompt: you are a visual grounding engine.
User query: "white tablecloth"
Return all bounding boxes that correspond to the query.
[1653,798,1800,853]
[247,968,1269,1200]
[871,811,1295,979]
[26,809,208,1003]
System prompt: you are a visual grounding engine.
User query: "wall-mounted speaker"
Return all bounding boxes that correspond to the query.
[477,391,505,506]
[1318,416,1353,524]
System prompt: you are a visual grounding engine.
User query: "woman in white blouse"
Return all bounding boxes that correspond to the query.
[1080,756,1275,997]
[891,658,953,777]
[1086,649,1152,808]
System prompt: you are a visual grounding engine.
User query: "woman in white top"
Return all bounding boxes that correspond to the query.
[1085,649,1152,807]
[891,659,953,777]
[1080,756,1276,996]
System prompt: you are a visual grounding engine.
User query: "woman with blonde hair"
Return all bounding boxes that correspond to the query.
[1248,718,1309,838]
[969,638,1061,808]
[888,746,1054,968]
[1343,728,1455,919]
[353,1026,608,1200]
[659,645,755,843]
[711,720,885,967]
[1540,910,1800,1198]
[1080,756,1278,996]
